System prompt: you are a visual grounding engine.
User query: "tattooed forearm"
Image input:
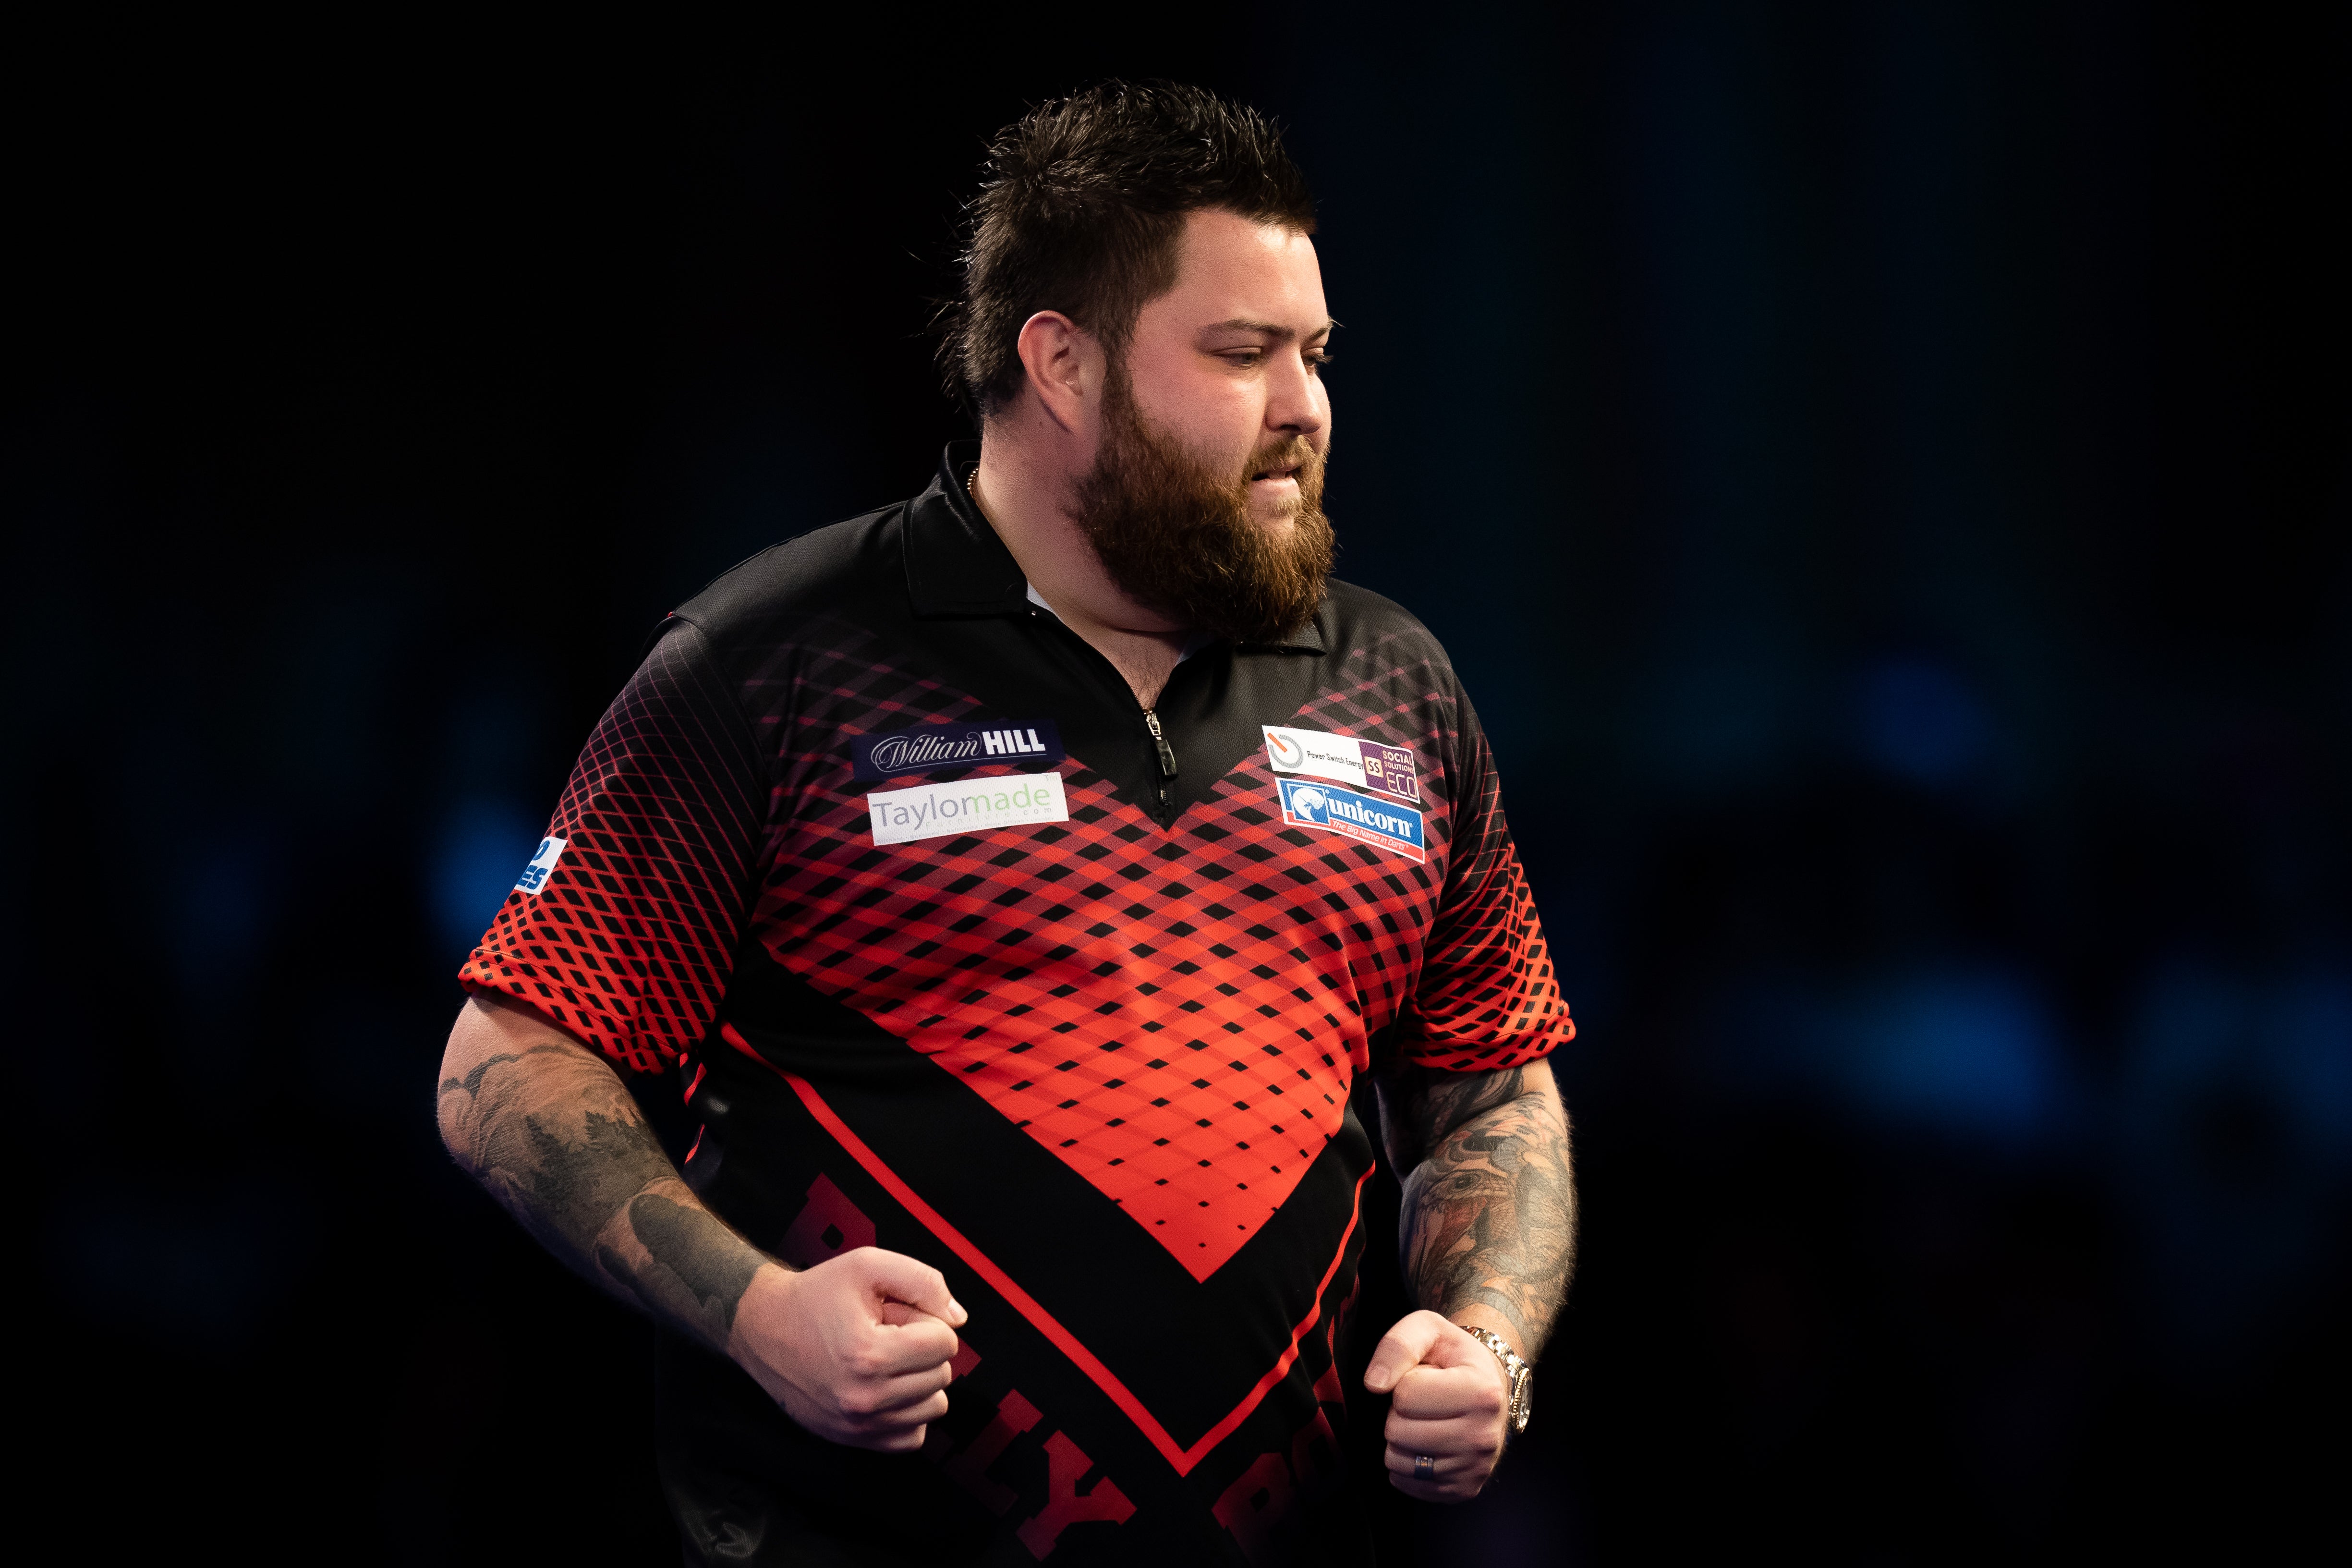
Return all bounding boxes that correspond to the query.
[1381,1059,1576,1358]
[437,1000,769,1350]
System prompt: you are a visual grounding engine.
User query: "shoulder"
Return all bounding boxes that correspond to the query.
[662,504,908,665]
[1315,580,1487,774]
[1319,577,1456,675]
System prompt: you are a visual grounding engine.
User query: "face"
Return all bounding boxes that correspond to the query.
[1122,209,1334,524]
[1067,210,1338,642]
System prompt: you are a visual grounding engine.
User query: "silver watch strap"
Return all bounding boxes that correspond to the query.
[1461,1326,1533,1433]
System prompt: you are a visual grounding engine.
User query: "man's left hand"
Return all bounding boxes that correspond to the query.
[1362,1309,1510,1502]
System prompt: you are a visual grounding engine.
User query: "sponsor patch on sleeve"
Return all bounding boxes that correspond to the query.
[515,837,567,895]
[868,773,1070,846]
[1275,779,1425,863]
[853,720,1064,782]
[1262,725,1420,802]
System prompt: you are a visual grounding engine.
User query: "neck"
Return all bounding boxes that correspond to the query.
[970,438,1192,709]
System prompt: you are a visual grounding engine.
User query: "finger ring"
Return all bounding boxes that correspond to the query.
[1413,1454,1435,1481]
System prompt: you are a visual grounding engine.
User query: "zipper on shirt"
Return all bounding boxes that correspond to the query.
[1028,602,1185,825]
[1143,708,1178,820]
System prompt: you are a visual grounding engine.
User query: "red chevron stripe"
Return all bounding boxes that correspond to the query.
[721,1022,1367,1478]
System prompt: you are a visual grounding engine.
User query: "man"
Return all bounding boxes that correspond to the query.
[437,83,1575,1567]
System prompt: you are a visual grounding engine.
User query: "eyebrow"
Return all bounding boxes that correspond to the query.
[1199,317,1337,343]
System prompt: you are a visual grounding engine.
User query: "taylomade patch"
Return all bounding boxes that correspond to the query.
[1275,778,1426,863]
[1262,724,1420,802]
[868,773,1070,847]
[852,719,1064,782]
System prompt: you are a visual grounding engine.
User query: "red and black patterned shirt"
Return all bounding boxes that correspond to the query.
[460,445,1569,1567]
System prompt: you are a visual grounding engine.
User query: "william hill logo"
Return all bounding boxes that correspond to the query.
[854,719,1065,782]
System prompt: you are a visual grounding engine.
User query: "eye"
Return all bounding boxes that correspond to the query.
[1219,349,1263,368]
[1307,349,1334,375]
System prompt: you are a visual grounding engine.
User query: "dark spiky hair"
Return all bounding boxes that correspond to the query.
[940,81,1316,421]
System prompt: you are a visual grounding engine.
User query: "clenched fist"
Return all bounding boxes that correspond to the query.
[727,1246,967,1452]
[1363,1310,1513,1502]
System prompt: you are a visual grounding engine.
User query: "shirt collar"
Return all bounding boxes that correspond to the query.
[903,441,1031,617]
[904,441,1328,654]
[1025,582,1218,668]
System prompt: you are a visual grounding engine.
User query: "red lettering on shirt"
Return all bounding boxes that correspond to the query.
[943,1389,1042,1515]
[1310,1350,1345,1409]
[1290,1408,1340,1494]
[1214,1403,1349,1564]
[1015,1430,1135,1559]
[777,1172,875,1268]
[1211,1450,1296,1565]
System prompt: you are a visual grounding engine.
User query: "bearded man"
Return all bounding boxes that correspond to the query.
[436,83,1576,1568]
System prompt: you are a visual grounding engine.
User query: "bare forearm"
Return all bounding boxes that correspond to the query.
[436,997,768,1352]
[1390,1062,1576,1358]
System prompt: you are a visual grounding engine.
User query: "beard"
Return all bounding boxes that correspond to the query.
[1066,373,1335,645]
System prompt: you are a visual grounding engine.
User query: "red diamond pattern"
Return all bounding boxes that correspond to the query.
[748,626,1565,1281]
[462,616,1569,1282]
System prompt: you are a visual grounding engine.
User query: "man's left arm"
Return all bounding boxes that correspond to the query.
[1365,1057,1576,1501]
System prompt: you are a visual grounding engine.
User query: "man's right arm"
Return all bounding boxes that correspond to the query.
[436,992,967,1451]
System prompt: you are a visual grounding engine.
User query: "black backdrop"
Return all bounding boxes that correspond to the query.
[11,5,2349,1562]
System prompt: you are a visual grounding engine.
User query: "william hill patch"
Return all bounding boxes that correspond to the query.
[852,720,1064,783]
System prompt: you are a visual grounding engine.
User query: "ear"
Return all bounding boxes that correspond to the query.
[1014,310,1104,434]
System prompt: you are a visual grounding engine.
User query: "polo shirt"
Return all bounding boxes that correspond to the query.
[459,442,1571,1566]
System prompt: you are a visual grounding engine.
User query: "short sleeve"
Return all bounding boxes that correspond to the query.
[1398,713,1572,1073]
[458,622,767,1075]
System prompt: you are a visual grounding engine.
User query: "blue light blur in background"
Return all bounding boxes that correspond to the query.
[1857,657,1996,790]
[429,800,541,961]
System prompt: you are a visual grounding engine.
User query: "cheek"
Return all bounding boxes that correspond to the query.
[1140,375,1269,461]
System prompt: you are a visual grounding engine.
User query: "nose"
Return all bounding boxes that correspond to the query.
[1265,349,1327,440]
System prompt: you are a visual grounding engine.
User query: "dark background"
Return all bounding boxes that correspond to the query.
[10,3,2348,1561]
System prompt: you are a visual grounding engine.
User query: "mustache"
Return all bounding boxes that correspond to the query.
[1243,436,1322,486]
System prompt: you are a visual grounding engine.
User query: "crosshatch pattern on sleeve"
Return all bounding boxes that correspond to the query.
[457,624,766,1075]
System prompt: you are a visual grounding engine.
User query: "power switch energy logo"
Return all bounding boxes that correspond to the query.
[1275,779,1425,863]
[1262,725,1419,802]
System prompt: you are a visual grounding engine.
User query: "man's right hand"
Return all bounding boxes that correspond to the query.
[727,1247,969,1452]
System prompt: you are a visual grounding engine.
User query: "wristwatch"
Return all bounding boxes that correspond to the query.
[1463,1327,1534,1435]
